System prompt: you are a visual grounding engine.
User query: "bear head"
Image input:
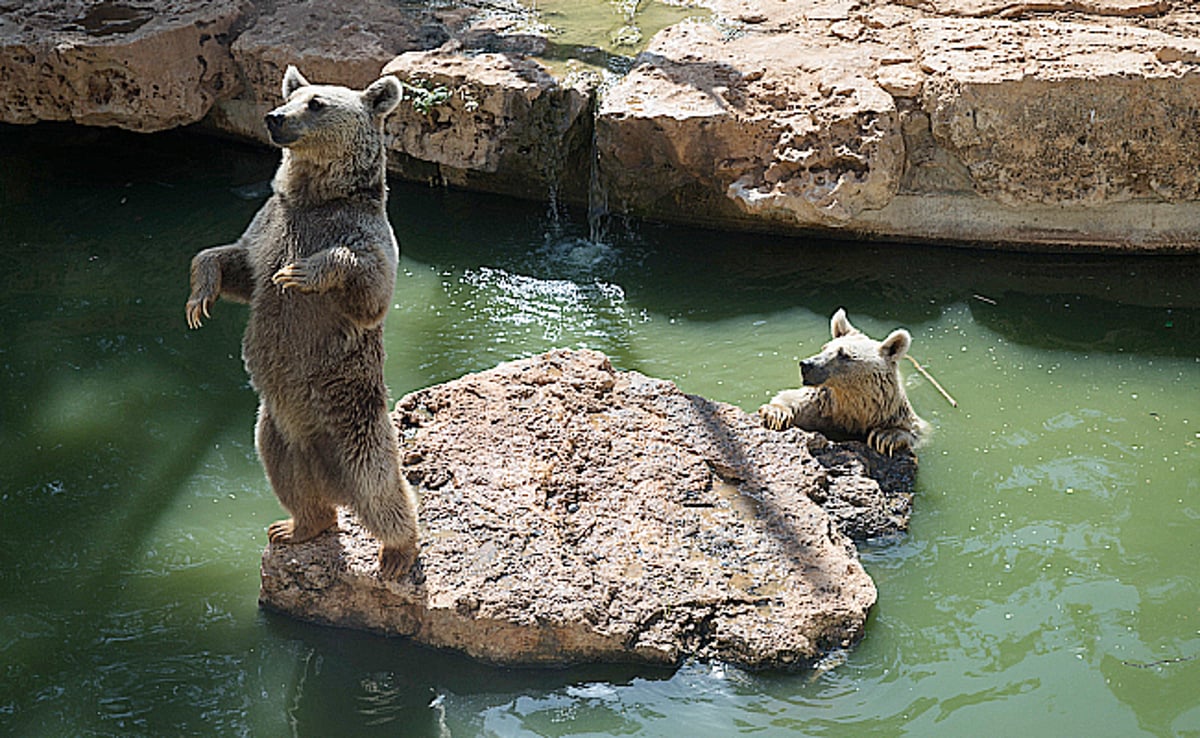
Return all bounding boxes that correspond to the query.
[263,66,402,155]
[799,308,911,389]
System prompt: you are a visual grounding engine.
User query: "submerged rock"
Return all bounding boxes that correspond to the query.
[259,349,916,669]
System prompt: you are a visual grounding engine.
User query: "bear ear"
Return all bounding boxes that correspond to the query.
[363,75,403,118]
[830,308,857,338]
[282,65,310,99]
[879,329,911,362]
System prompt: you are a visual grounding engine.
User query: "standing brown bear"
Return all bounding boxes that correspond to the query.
[186,66,418,578]
[758,309,929,455]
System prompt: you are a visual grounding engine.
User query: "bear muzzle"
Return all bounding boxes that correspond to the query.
[265,111,300,146]
[799,357,830,387]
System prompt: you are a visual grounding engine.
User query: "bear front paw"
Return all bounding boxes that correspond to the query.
[867,428,915,456]
[272,262,316,292]
[758,403,793,431]
[185,294,214,329]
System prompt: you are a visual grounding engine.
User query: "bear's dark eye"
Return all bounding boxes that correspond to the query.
[307,98,325,112]
[836,349,849,361]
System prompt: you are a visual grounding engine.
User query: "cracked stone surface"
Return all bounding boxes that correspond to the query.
[207,0,473,144]
[7,0,1196,248]
[596,21,907,230]
[594,0,1200,249]
[259,349,915,669]
[0,0,249,131]
[916,17,1200,207]
[380,48,595,202]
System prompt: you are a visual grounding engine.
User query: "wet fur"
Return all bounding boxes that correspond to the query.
[759,309,928,455]
[186,67,417,578]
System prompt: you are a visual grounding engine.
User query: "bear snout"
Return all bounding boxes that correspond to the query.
[264,111,299,146]
[799,357,829,386]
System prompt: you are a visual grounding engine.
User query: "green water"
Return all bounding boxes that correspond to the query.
[513,0,706,74]
[537,0,698,49]
[1,125,1198,737]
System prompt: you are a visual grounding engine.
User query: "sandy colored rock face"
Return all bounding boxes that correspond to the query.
[0,0,248,131]
[917,18,1200,206]
[917,0,1171,17]
[4,0,1199,249]
[259,349,915,669]
[381,50,594,201]
[588,2,1200,248]
[597,22,905,229]
[208,0,472,144]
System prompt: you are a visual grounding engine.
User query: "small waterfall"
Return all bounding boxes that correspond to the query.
[585,112,610,247]
[536,71,620,276]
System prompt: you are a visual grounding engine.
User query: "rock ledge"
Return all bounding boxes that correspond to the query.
[259,349,916,669]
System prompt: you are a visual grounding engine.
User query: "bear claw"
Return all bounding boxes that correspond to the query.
[186,295,213,329]
[867,428,913,456]
[758,404,792,431]
[272,263,313,292]
[267,517,336,544]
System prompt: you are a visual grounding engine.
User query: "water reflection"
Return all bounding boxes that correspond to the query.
[260,611,678,737]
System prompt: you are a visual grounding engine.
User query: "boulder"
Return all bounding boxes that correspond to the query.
[259,349,916,669]
[381,48,595,202]
[206,0,473,143]
[595,21,906,231]
[594,1,1200,249]
[6,0,1197,250]
[0,0,249,131]
[916,18,1200,207]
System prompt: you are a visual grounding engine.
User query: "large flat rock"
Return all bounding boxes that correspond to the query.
[259,349,915,669]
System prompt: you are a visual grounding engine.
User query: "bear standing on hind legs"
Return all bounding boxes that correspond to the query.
[759,309,930,456]
[186,66,419,578]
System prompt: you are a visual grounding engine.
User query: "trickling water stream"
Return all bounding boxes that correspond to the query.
[1,125,1197,737]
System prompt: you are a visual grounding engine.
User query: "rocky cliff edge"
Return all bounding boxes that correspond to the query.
[4,0,1197,249]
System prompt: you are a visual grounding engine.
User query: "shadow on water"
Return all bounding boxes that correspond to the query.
[0,123,271,567]
[395,183,1199,358]
[259,610,676,737]
[0,124,274,734]
[623,223,1198,355]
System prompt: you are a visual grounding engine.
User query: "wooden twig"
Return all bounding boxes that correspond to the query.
[905,355,958,408]
[1122,653,1199,669]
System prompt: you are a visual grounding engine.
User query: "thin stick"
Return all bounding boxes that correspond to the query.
[906,355,958,408]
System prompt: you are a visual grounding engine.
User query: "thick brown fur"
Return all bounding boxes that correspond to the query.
[758,309,929,455]
[186,66,418,578]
